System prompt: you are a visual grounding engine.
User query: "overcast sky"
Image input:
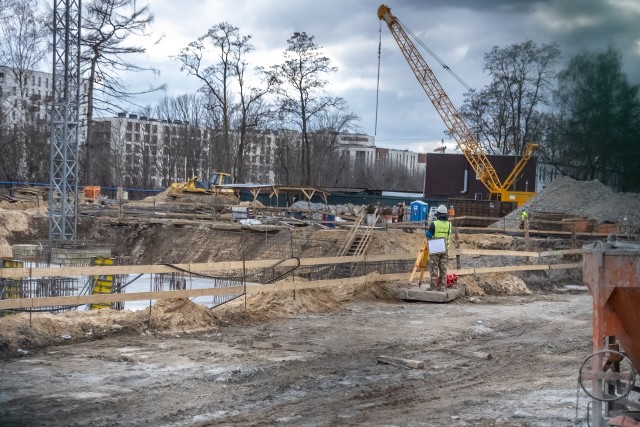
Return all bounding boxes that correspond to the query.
[128,0,640,153]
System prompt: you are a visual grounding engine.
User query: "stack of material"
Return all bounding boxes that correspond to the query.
[528,211,595,232]
[11,186,48,203]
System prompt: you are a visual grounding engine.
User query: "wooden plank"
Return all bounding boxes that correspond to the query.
[252,341,323,352]
[451,249,539,257]
[0,249,582,280]
[0,259,584,310]
[470,265,550,274]
[449,262,582,276]
[548,262,582,270]
[0,285,246,310]
[0,253,416,279]
[539,249,583,257]
[0,272,410,310]
[377,355,424,369]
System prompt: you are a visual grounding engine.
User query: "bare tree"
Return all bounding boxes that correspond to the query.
[461,41,560,155]
[307,108,358,187]
[232,55,276,182]
[0,0,48,181]
[82,0,163,186]
[273,32,354,186]
[175,23,240,175]
[153,94,210,186]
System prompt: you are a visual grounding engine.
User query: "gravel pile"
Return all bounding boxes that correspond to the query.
[493,176,640,231]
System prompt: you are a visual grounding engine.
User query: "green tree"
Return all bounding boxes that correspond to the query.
[554,48,640,191]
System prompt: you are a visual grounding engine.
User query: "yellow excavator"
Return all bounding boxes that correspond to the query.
[378,4,538,206]
[170,172,234,195]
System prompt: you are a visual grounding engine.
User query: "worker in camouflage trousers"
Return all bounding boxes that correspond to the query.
[425,204,452,290]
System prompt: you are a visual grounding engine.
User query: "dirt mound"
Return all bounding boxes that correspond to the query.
[332,273,399,303]
[493,176,640,230]
[140,187,238,205]
[0,207,45,257]
[216,286,342,322]
[0,308,140,356]
[461,233,515,249]
[459,273,531,296]
[367,229,424,255]
[143,298,221,331]
[0,298,226,357]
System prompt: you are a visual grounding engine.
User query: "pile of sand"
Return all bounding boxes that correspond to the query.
[216,286,341,322]
[0,298,228,357]
[145,298,221,331]
[459,273,531,296]
[0,208,40,257]
[0,308,140,354]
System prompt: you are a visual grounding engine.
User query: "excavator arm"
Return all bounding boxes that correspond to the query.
[378,4,537,202]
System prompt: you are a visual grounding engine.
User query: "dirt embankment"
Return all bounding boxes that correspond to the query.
[0,203,581,359]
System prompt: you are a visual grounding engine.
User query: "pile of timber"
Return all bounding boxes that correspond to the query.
[529,211,619,233]
[11,186,48,202]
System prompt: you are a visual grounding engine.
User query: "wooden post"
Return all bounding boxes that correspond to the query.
[454,227,461,269]
[524,217,530,262]
[571,223,577,249]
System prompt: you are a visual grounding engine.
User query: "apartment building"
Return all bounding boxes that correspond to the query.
[92,114,427,188]
[94,114,212,188]
[0,66,89,129]
[335,133,426,174]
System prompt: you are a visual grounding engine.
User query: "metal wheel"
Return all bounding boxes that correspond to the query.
[579,350,636,402]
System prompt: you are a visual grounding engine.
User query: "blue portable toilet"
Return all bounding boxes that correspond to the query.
[420,202,429,222]
[410,201,428,222]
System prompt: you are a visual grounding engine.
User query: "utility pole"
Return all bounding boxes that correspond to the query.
[49,0,81,242]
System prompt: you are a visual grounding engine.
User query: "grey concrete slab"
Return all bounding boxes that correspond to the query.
[393,286,464,303]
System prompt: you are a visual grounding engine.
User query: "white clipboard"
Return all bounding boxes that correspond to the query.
[428,238,446,254]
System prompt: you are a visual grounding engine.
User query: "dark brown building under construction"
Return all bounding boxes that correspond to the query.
[424,153,537,201]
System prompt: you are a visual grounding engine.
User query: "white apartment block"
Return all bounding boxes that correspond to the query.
[91,118,425,188]
[0,66,89,130]
[94,114,212,188]
[336,133,426,174]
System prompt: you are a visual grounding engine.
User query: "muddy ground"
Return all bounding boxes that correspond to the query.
[0,203,600,426]
[0,291,592,427]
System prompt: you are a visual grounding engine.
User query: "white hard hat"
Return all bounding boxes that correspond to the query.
[437,205,448,214]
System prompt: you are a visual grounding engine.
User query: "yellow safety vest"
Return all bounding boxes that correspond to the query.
[521,211,528,221]
[434,220,452,248]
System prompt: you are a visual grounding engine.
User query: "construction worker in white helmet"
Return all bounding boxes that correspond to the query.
[425,204,452,290]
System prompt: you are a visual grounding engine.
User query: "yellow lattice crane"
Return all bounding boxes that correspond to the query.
[378,4,538,206]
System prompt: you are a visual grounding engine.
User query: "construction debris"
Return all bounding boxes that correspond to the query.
[377,355,425,369]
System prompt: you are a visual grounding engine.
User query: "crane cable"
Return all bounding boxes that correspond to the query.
[398,17,472,92]
[374,20,382,136]
[374,17,473,136]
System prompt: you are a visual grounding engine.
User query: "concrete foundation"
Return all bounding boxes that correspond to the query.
[394,286,465,303]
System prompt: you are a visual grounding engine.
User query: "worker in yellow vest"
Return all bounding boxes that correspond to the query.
[520,208,529,230]
[425,204,452,290]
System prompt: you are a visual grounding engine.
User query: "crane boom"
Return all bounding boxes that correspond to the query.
[378,4,537,203]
